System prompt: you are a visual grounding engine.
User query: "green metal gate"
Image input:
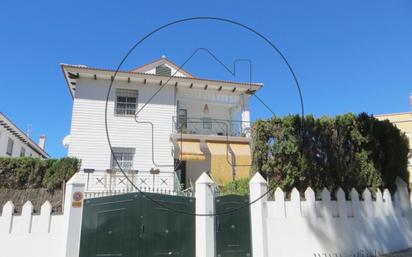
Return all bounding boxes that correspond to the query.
[215,195,252,257]
[79,192,195,257]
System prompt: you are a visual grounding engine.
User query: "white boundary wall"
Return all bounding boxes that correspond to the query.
[0,178,84,257]
[1,172,412,257]
[249,173,412,257]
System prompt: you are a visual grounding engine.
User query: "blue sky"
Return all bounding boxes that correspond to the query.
[0,0,411,158]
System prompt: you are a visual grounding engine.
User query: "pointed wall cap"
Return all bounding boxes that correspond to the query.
[304,187,315,199]
[395,177,407,187]
[41,201,52,212]
[22,201,34,214]
[362,188,372,198]
[3,201,15,210]
[249,172,267,184]
[22,201,34,208]
[195,172,215,185]
[66,172,86,186]
[321,188,331,200]
[336,188,346,200]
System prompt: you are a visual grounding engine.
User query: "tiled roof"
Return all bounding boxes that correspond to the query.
[61,64,262,87]
[130,57,195,78]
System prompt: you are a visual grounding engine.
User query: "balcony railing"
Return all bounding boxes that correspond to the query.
[172,116,251,137]
[74,170,190,198]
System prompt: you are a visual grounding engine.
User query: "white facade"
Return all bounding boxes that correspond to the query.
[0,113,49,159]
[62,57,261,190]
[68,78,176,173]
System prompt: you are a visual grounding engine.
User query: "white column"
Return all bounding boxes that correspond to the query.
[62,176,85,257]
[249,172,268,257]
[241,94,251,137]
[196,172,216,257]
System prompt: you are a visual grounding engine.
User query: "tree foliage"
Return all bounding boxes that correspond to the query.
[251,113,409,194]
[0,157,80,190]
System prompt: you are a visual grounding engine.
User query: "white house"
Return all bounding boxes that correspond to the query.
[61,56,262,191]
[0,112,49,159]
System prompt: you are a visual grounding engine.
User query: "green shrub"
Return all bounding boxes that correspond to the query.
[252,113,409,194]
[0,157,80,190]
[220,178,250,196]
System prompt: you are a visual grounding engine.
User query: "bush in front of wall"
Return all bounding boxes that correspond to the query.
[220,178,250,196]
[251,113,409,195]
[0,157,80,190]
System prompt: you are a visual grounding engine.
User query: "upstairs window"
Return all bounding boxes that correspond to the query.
[6,138,14,156]
[20,147,26,157]
[115,89,138,116]
[110,147,135,171]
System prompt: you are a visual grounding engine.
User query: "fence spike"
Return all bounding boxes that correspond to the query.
[289,188,301,217]
[274,188,285,218]
[350,188,361,217]
[39,201,52,233]
[274,187,284,201]
[303,187,316,217]
[383,189,394,216]
[362,188,373,217]
[21,201,34,233]
[321,188,331,218]
[375,189,384,217]
[0,201,14,234]
[336,188,347,218]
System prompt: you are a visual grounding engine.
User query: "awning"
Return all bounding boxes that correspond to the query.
[229,143,252,178]
[175,140,206,161]
[206,142,233,185]
[205,141,252,184]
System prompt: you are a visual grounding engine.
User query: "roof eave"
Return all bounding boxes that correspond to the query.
[61,64,263,94]
[60,64,75,99]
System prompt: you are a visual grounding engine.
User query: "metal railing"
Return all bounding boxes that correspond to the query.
[75,170,190,199]
[172,116,251,137]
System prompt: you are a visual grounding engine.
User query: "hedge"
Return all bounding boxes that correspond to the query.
[252,113,409,194]
[0,157,80,190]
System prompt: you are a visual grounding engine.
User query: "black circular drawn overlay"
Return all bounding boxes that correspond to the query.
[104,17,304,216]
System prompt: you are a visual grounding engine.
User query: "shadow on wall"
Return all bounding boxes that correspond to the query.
[252,174,412,257]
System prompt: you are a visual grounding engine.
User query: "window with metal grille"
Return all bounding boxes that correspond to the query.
[6,138,14,156]
[155,64,172,76]
[110,147,135,171]
[115,88,138,115]
[20,147,26,157]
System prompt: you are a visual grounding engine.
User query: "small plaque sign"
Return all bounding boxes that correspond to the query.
[72,191,84,208]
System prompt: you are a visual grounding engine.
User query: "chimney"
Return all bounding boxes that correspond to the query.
[39,134,46,150]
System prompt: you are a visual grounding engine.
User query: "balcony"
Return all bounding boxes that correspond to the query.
[172,116,251,137]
